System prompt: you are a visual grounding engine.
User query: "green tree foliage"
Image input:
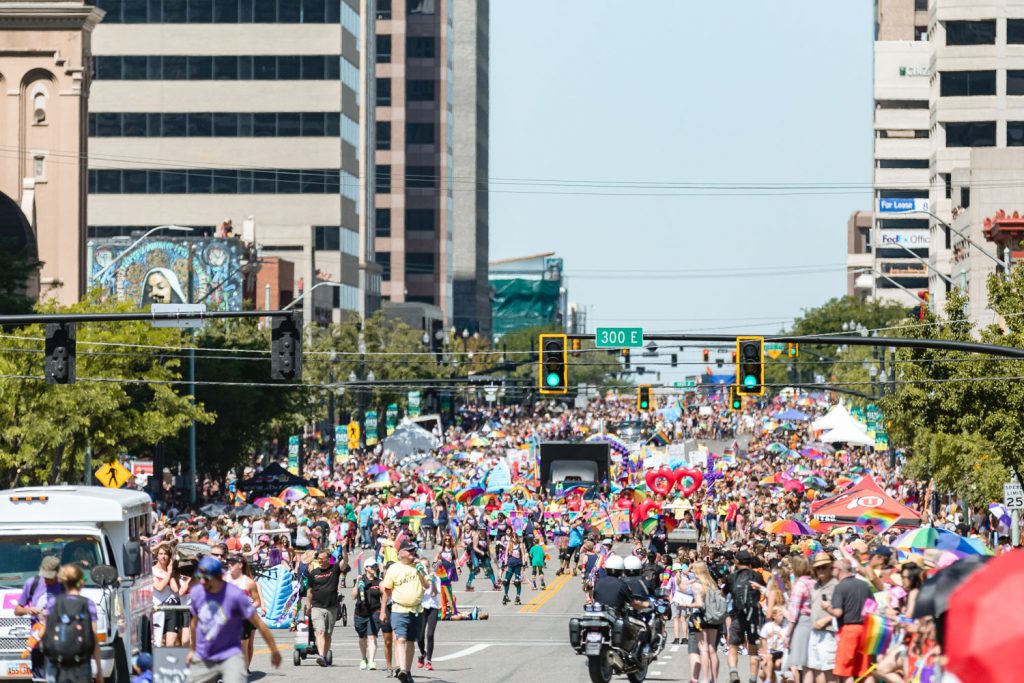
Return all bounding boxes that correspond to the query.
[0,239,42,315]
[0,299,211,487]
[880,268,1024,504]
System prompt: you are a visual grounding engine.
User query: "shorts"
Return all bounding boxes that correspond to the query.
[354,612,381,638]
[833,624,869,678]
[389,610,423,640]
[188,654,246,683]
[687,631,700,655]
[381,606,393,634]
[241,619,254,640]
[728,617,760,647]
[808,629,838,671]
[670,603,685,619]
[310,606,336,635]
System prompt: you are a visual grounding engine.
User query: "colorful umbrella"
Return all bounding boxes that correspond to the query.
[766,443,788,454]
[765,519,817,536]
[367,464,388,476]
[254,496,285,508]
[280,486,308,502]
[307,487,326,498]
[892,528,992,555]
[454,487,484,503]
[783,480,805,493]
[802,476,828,489]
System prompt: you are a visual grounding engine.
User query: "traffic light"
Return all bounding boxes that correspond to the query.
[622,348,631,369]
[271,312,303,380]
[571,337,581,358]
[44,323,76,384]
[731,350,737,363]
[787,343,799,358]
[637,384,652,411]
[729,385,742,411]
[736,336,764,396]
[538,333,568,394]
[702,349,710,362]
[670,353,678,368]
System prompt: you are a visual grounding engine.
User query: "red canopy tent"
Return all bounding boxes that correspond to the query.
[811,475,921,529]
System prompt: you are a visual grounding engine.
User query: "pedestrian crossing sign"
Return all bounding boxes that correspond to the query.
[95,460,132,489]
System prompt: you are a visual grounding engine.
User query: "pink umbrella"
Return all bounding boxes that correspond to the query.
[783,480,805,493]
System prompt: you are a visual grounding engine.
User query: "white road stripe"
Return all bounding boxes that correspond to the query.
[431,643,492,661]
[669,644,680,653]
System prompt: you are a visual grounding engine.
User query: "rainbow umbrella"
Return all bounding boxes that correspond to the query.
[454,487,484,503]
[835,476,854,488]
[254,496,285,508]
[783,480,805,493]
[557,485,589,498]
[367,464,388,476]
[766,443,789,454]
[802,476,828,489]
[307,487,326,497]
[766,519,817,536]
[891,527,993,555]
[280,486,308,502]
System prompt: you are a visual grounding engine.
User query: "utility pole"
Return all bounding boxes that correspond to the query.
[187,240,197,505]
[327,364,336,473]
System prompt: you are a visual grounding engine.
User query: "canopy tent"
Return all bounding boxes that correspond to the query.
[237,462,312,492]
[774,408,811,421]
[382,422,441,458]
[819,424,874,446]
[811,475,921,528]
[811,404,867,433]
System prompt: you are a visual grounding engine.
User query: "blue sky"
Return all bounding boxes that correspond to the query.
[489,1,873,380]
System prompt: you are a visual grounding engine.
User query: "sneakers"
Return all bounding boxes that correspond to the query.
[728,671,741,683]
[425,662,433,671]
[359,660,368,670]
[502,595,510,605]
[464,586,475,592]
[491,583,500,590]
[417,657,425,669]
[316,656,327,667]
[514,597,522,605]
[395,671,410,683]
[368,661,377,670]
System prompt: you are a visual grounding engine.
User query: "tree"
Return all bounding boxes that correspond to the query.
[879,268,1024,504]
[0,237,42,314]
[0,298,211,487]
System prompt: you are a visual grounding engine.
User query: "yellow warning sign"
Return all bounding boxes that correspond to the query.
[96,461,132,489]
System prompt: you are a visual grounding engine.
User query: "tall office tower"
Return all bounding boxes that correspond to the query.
[373,0,455,322]
[87,0,368,325]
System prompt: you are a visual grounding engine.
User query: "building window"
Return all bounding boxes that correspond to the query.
[33,154,45,179]
[914,0,927,10]
[376,35,392,63]
[375,164,391,193]
[94,0,353,23]
[877,159,929,169]
[377,0,391,19]
[377,252,391,280]
[1008,122,1024,146]
[89,111,346,137]
[406,252,435,275]
[944,20,996,45]
[407,79,436,102]
[939,71,996,97]
[408,0,435,14]
[315,226,341,250]
[406,208,435,231]
[878,219,929,229]
[1008,70,1024,96]
[376,121,391,149]
[92,55,343,80]
[89,167,344,194]
[406,36,436,59]
[944,121,996,147]
[376,78,391,106]
[877,129,929,139]
[375,208,391,236]
[406,122,435,145]
[1008,19,1024,44]
[406,165,437,189]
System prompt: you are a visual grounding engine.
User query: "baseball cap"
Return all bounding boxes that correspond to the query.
[364,558,378,568]
[870,546,893,559]
[736,550,753,565]
[135,653,153,672]
[397,540,419,554]
[196,555,224,579]
[39,556,60,579]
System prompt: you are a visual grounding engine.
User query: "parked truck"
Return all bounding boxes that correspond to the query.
[0,487,153,682]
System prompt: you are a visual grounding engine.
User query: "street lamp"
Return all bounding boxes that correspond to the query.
[282,280,344,310]
[92,225,194,284]
[910,209,1006,270]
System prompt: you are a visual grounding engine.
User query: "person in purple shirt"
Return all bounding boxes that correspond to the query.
[14,556,64,679]
[186,556,281,683]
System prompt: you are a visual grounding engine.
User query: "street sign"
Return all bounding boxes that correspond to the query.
[765,342,785,360]
[595,327,643,348]
[365,411,379,446]
[150,303,207,329]
[334,425,348,463]
[682,379,697,393]
[95,460,131,489]
[287,435,300,474]
[385,404,398,435]
[1005,481,1024,509]
[407,390,421,418]
[347,421,360,451]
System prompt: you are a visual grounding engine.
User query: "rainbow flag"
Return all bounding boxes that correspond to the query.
[860,612,894,656]
[647,430,670,447]
[858,509,900,532]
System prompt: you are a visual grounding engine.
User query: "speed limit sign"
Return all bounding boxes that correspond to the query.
[1004,481,1024,510]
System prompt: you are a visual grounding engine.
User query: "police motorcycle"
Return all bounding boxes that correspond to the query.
[568,556,660,683]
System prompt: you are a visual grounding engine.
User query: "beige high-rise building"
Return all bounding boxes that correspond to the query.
[85,0,374,324]
[0,0,103,305]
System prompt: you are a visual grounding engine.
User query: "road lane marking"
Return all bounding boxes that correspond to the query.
[669,644,680,653]
[519,572,570,613]
[522,572,572,613]
[431,643,492,661]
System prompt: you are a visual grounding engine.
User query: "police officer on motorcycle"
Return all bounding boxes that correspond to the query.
[592,556,633,612]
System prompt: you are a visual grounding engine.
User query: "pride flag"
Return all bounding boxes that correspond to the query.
[861,612,895,656]
[858,509,900,532]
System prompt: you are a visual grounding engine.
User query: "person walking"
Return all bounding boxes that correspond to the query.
[186,556,282,683]
[14,556,63,680]
[304,549,342,667]
[689,561,722,683]
[823,559,874,683]
[379,541,429,683]
[785,556,816,682]
[352,559,383,670]
[224,555,262,672]
[807,553,838,683]
[415,562,440,672]
[39,564,101,683]
[724,550,764,683]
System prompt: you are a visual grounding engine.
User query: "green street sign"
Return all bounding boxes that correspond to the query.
[595,327,643,348]
[683,379,697,393]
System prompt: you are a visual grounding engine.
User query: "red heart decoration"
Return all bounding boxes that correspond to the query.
[614,496,633,510]
[674,468,704,497]
[630,500,661,527]
[645,468,674,497]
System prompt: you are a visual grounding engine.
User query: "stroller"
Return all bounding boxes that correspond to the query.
[292,600,348,666]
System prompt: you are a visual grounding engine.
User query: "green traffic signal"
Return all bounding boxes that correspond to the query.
[546,372,561,387]
[743,374,757,389]
[640,400,649,409]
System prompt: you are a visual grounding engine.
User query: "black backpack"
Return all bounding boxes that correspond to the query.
[42,595,95,665]
[731,569,762,621]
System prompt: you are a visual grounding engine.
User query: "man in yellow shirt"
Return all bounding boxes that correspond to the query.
[380,540,429,683]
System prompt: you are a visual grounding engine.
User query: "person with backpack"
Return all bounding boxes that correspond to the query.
[689,562,724,683]
[14,556,64,680]
[351,558,383,670]
[40,564,101,683]
[724,550,766,683]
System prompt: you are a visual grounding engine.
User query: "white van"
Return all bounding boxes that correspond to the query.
[0,487,154,682]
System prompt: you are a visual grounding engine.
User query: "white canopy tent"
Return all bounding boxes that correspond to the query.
[819,424,875,446]
[811,404,867,433]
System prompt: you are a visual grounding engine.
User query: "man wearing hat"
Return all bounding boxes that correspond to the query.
[807,552,839,681]
[187,556,282,683]
[379,541,429,683]
[14,556,63,679]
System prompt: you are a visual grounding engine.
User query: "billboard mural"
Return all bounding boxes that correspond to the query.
[87,237,246,311]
